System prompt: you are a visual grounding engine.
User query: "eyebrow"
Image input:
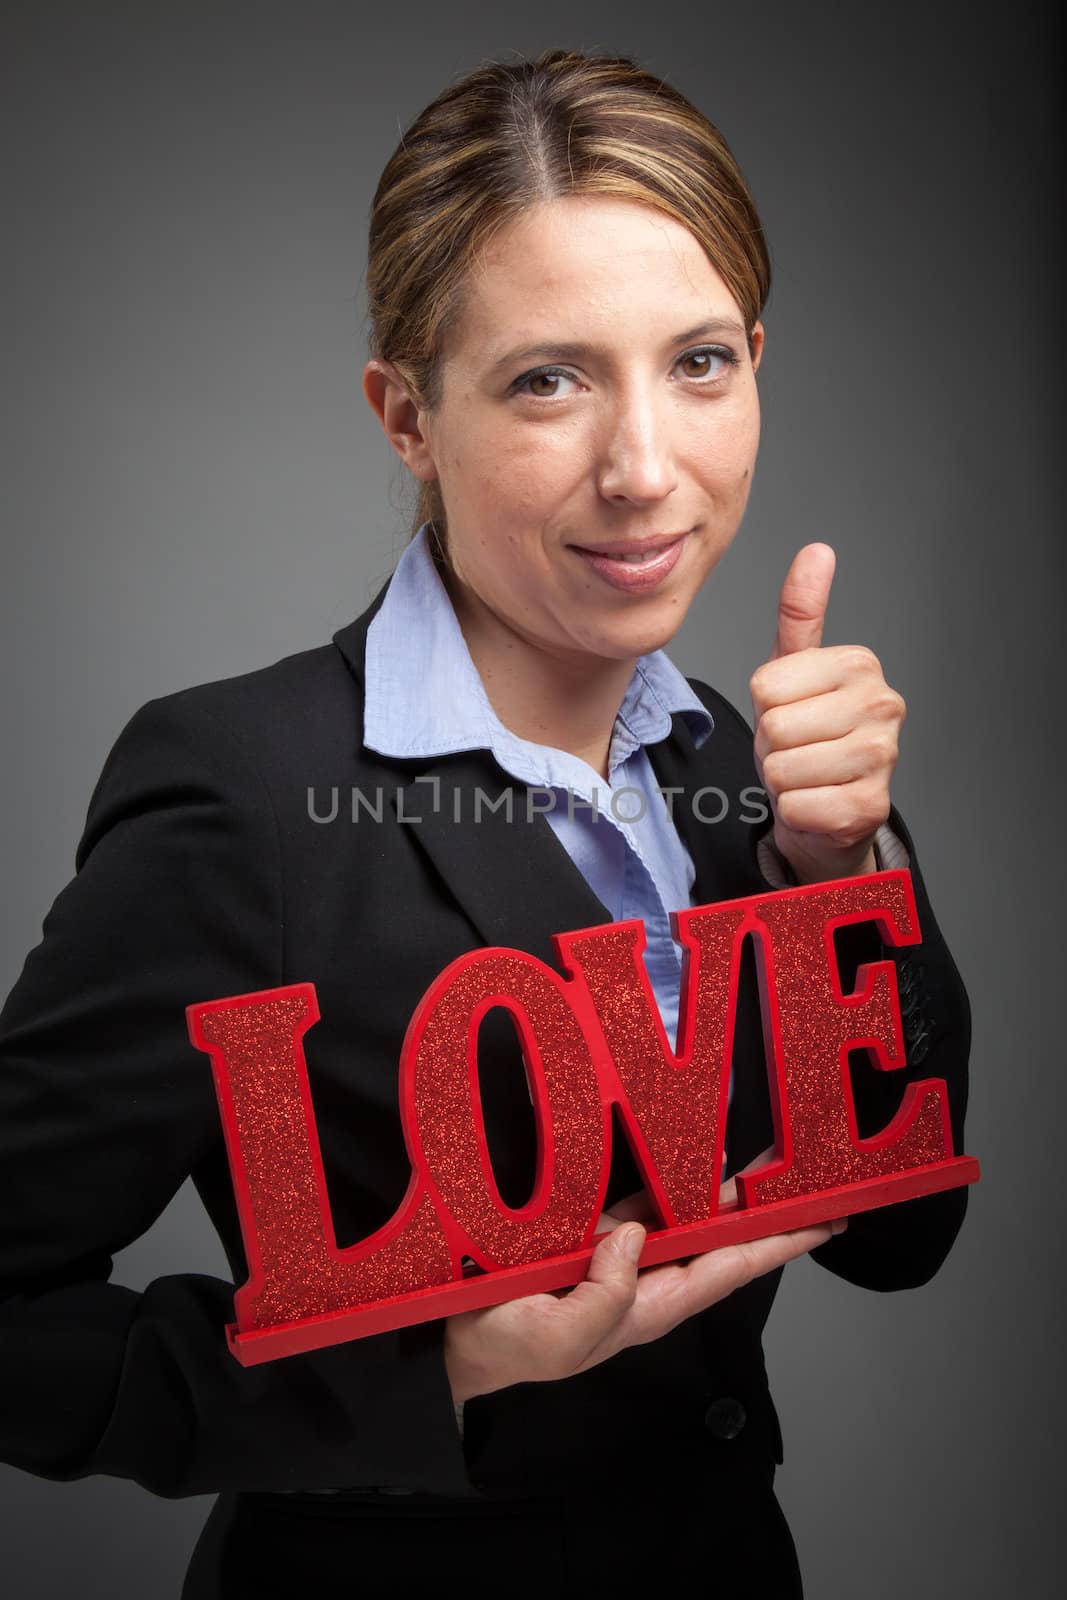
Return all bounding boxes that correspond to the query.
[487,318,748,375]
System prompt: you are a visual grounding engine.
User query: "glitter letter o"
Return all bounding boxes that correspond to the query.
[401,948,608,1270]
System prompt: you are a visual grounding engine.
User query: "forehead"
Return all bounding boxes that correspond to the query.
[453,195,741,357]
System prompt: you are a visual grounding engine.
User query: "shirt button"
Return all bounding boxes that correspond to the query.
[705,1397,747,1440]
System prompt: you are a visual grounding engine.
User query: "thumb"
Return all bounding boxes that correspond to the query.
[603,1223,646,1270]
[586,1223,645,1289]
[772,543,836,659]
[563,1224,646,1328]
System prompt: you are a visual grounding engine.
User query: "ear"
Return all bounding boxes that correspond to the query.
[362,358,439,483]
[749,320,765,375]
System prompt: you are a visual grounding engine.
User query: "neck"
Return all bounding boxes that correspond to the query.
[443,571,636,782]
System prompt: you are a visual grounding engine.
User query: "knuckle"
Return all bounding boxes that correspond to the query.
[823,799,857,841]
[833,794,887,847]
[870,684,905,723]
[749,665,771,707]
[760,750,786,795]
[843,643,880,676]
[863,726,898,768]
[759,705,787,749]
[860,773,892,814]
[866,800,892,835]
[775,789,809,830]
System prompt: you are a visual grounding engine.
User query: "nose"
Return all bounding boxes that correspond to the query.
[595,385,679,505]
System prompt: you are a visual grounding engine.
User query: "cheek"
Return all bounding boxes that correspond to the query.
[491,417,590,501]
[691,411,760,491]
[467,460,563,527]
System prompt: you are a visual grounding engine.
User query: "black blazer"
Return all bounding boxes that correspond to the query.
[0,579,971,1503]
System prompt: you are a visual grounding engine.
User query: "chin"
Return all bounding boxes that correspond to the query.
[584,620,683,662]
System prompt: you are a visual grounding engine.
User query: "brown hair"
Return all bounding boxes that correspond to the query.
[365,49,771,543]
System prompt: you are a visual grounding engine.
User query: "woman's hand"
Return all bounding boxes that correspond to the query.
[749,543,906,886]
[444,1148,844,1404]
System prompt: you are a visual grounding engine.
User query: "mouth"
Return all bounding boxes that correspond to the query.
[568,530,692,592]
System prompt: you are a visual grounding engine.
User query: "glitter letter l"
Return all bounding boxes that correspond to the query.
[188,985,454,1358]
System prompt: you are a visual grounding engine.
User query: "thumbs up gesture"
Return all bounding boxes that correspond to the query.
[749,544,906,885]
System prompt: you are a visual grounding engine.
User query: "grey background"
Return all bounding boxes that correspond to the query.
[1,1,1062,1594]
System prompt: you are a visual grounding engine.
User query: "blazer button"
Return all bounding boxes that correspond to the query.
[705,1397,747,1440]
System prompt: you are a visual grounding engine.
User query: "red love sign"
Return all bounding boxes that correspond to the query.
[186,870,978,1367]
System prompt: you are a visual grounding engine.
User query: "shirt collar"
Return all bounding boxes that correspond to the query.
[362,523,714,776]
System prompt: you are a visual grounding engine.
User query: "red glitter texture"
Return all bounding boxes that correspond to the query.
[402,950,607,1270]
[736,874,952,1208]
[192,988,452,1329]
[558,908,747,1227]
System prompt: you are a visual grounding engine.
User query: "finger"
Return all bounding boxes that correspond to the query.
[668,1221,838,1313]
[772,543,836,660]
[753,690,873,762]
[558,1224,646,1350]
[771,778,889,843]
[750,645,880,719]
[760,731,895,798]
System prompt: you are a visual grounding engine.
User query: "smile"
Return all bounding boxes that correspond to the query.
[569,532,690,593]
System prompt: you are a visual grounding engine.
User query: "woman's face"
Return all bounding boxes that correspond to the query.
[396,195,763,669]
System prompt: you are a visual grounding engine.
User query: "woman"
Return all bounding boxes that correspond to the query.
[0,49,969,1597]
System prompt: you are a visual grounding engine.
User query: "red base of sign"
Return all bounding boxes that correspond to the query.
[226,1154,979,1366]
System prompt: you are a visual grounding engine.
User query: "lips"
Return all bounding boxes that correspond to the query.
[574,532,690,559]
[569,530,691,593]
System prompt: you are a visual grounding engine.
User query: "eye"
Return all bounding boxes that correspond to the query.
[509,366,581,400]
[677,344,742,382]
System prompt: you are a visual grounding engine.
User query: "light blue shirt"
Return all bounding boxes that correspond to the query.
[363,524,715,1052]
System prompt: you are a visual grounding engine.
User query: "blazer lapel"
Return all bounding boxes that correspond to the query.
[645,709,764,907]
[333,592,613,966]
[390,756,614,967]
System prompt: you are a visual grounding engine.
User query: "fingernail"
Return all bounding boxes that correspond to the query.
[831,1217,848,1236]
[618,1227,644,1263]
